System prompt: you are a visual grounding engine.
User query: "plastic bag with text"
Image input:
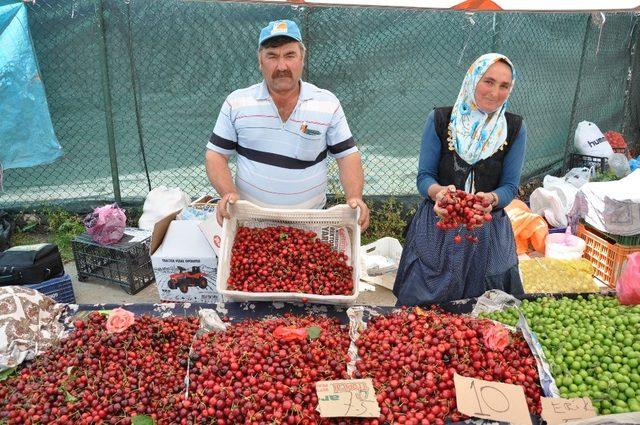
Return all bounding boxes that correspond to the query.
[574,121,613,158]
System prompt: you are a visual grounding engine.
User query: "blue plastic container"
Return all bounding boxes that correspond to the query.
[27,274,76,304]
[548,227,567,234]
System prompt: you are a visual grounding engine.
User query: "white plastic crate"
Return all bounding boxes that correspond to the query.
[216,200,360,304]
[359,237,403,290]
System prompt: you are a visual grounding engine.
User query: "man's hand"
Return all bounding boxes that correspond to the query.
[433,185,456,218]
[347,197,370,231]
[216,192,239,226]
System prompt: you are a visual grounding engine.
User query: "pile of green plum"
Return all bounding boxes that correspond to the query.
[481,295,640,415]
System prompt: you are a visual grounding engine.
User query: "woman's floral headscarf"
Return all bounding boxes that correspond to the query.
[449,53,516,192]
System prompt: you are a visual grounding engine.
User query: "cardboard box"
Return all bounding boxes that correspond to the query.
[150,211,220,302]
[189,195,223,256]
[198,214,223,257]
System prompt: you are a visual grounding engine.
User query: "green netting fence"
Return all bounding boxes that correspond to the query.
[1,1,639,210]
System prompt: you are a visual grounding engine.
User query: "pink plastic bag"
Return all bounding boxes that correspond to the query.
[83,203,126,245]
[616,252,640,305]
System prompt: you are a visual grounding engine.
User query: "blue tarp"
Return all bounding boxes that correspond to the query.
[0,0,61,170]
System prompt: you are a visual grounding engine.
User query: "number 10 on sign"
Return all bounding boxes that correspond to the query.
[454,373,532,425]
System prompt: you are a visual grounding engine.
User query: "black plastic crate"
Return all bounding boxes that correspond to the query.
[27,273,76,304]
[72,228,155,294]
[568,153,608,174]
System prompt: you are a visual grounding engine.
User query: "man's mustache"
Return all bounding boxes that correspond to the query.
[272,71,292,79]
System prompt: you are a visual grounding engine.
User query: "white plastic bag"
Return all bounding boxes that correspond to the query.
[138,186,191,230]
[574,121,613,158]
[564,167,593,189]
[609,153,631,178]
[529,175,579,228]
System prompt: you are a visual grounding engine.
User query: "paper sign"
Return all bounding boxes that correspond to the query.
[454,373,532,425]
[541,397,597,424]
[315,379,381,418]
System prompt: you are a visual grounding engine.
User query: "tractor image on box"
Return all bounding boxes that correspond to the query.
[168,266,208,293]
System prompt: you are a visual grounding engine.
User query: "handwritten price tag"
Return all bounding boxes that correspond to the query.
[315,379,381,418]
[541,397,597,424]
[454,373,532,425]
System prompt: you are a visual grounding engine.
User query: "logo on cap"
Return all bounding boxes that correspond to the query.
[271,21,288,35]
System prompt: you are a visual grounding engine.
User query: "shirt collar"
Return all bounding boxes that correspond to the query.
[255,79,312,101]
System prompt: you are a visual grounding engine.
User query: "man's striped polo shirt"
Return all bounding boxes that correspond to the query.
[206,80,357,209]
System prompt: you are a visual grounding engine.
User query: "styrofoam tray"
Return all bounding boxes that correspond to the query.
[216,200,360,305]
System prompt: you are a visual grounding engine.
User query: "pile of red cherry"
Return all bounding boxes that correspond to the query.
[353,306,543,425]
[187,314,352,424]
[0,312,199,425]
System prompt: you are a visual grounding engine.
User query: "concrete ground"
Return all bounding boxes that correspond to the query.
[66,261,398,306]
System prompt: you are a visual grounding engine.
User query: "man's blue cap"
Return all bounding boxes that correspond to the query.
[259,20,302,46]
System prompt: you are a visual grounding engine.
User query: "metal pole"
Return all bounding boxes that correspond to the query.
[562,14,592,174]
[301,5,310,82]
[491,12,502,53]
[621,14,639,141]
[97,0,122,203]
[126,0,152,192]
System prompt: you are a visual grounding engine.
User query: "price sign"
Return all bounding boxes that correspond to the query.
[454,373,532,425]
[315,379,381,418]
[541,397,597,424]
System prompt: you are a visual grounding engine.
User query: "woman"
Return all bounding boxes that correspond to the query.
[393,53,526,306]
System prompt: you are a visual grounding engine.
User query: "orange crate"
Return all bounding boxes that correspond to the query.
[577,224,640,288]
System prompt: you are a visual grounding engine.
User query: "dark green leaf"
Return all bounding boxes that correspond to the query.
[307,326,322,340]
[279,232,288,240]
[0,367,17,381]
[131,414,155,425]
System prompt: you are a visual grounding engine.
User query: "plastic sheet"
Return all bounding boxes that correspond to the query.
[471,290,560,398]
[0,2,62,171]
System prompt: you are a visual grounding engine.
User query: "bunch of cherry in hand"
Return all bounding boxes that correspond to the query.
[435,188,492,244]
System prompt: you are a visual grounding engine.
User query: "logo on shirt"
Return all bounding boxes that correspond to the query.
[300,121,321,136]
[272,21,288,34]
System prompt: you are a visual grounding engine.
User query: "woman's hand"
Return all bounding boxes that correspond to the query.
[432,185,456,218]
[475,192,497,214]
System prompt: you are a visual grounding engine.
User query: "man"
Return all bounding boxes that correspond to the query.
[205,19,369,230]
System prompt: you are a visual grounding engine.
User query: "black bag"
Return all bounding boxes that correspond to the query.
[0,243,64,286]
